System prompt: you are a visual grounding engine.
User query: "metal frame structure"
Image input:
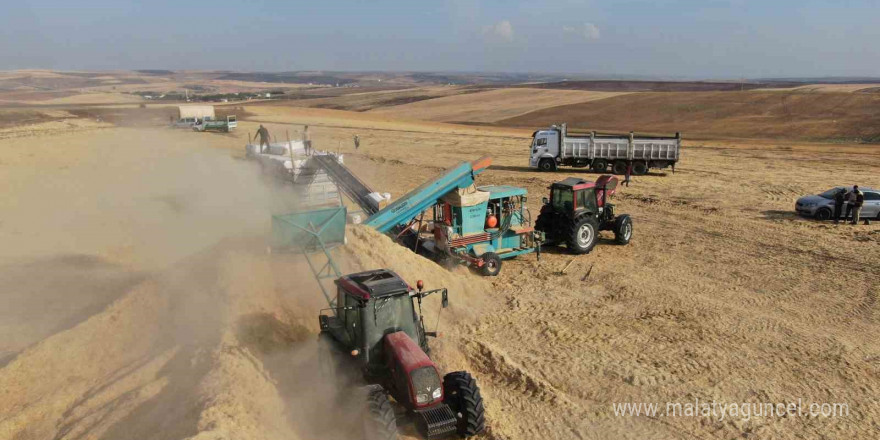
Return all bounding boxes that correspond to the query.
[271,206,347,310]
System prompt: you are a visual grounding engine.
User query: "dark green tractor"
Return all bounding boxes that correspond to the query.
[318,269,486,439]
[535,175,633,254]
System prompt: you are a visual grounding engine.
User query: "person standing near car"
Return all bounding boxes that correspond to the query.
[833,189,845,224]
[851,185,864,225]
[844,187,856,222]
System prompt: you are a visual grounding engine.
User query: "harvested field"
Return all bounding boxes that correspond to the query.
[267,86,471,112]
[0,70,313,106]
[245,109,880,440]
[0,70,145,92]
[368,88,628,123]
[0,109,79,129]
[38,92,145,105]
[776,83,880,93]
[499,91,880,142]
[1,91,878,440]
[514,80,803,92]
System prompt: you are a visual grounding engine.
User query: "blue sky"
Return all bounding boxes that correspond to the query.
[2,0,879,78]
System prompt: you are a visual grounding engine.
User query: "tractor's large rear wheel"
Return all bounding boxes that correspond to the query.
[443,371,486,437]
[613,214,633,245]
[567,216,599,254]
[364,385,399,440]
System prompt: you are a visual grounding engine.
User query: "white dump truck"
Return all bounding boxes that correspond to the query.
[528,123,681,175]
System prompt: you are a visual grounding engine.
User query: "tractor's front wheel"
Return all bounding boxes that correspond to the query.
[443,371,486,437]
[364,385,399,440]
[614,214,633,245]
[568,216,599,254]
[479,252,502,276]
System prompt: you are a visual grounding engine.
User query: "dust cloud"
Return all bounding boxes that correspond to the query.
[0,124,496,440]
[0,127,344,440]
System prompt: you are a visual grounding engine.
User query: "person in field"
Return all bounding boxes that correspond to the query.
[833,189,845,224]
[850,185,864,225]
[354,134,360,150]
[302,125,311,154]
[254,125,270,152]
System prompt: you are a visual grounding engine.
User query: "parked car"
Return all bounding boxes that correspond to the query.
[795,186,880,220]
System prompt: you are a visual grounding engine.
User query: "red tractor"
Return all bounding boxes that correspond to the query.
[535,175,632,254]
[318,269,486,439]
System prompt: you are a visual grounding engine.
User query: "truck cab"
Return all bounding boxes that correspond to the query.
[174,117,199,128]
[529,129,560,170]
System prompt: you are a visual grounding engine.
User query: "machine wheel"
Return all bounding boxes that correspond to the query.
[591,159,607,173]
[479,252,502,276]
[815,208,832,221]
[364,385,399,440]
[567,216,599,254]
[443,371,486,437]
[612,160,628,175]
[538,159,557,172]
[614,214,633,245]
[632,162,648,175]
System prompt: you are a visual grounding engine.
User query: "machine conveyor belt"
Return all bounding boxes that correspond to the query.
[310,155,380,216]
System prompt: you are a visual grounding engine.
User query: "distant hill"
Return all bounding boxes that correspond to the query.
[757,77,880,84]
[510,80,803,92]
